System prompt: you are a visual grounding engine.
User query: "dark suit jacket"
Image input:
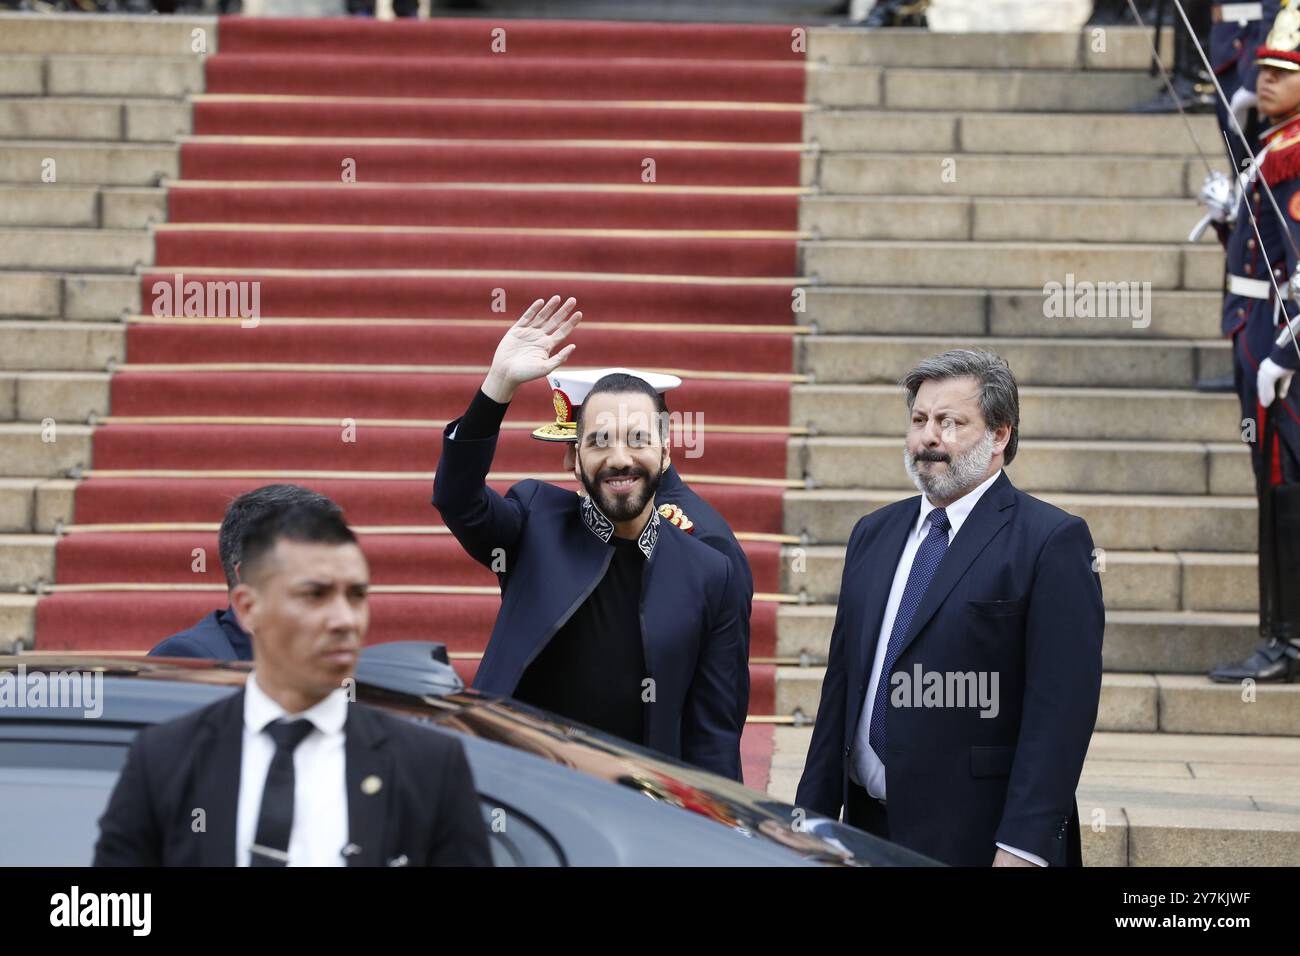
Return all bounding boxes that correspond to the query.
[795,471,1104,866]
[432,420,748,781]
[148,606,252,661]
[93,689,492,867]
[656,464,754,724]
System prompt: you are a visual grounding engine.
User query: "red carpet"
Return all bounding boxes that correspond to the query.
[110,374,791,426]
[89,424,790,477]
[53,531,783,595]
[124,323,793,373]
[69,477,788,534]
[215,18,807,61]
[167,184,800,231]
[137,273,801,324]
[40,16,804,782]
[180,141,803,186]
[204,54,805,102]
[154,230,798,276]
[192,101,804,145]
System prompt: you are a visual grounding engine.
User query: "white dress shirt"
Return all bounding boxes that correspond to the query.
[846,469,1046,866]
[236,673,351,867]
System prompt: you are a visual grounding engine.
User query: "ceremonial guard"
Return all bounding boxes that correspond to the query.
[1206,3,1300,681]
[432,297,750,779]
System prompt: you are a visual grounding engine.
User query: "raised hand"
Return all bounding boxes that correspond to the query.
[482,296,583,403]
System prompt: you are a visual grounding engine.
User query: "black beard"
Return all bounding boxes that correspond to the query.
[579,456,663,524]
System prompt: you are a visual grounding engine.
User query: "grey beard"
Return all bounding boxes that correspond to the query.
[903,429,995,503]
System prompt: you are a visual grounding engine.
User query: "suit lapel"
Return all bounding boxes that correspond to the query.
[192,691,244,867]
[894,472,1017,662]
[344,704,393,867]
[858,502,919,678]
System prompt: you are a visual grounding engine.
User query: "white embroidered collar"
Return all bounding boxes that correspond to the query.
[580,494,661,559]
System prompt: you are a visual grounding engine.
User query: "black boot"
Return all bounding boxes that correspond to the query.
[1209,639,1300,682]
[1128,72,1216,112]
[1088,0,1131,25]
[865,0,921,27]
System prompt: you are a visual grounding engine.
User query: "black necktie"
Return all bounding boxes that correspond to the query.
[250,718,314,867]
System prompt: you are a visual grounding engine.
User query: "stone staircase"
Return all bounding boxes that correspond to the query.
[0,12,1297,865]
[0,15,204,650]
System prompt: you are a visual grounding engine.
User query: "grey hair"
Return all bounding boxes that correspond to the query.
[900,349,1020,465]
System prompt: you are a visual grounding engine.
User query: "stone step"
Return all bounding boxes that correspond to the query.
[802,287,1223,339]
[802,196,1216,244]
[0,142,178,187]
[775,668,1300,736]
[792,384,1241,442]
[1086,806,1300,866]
[0,593,37,654]
[101,188,170,230]
[0,423,93,479]
[0,57,44,97]
[807,111,1213,156]
[6,326,1235,392]
[800,335,1230,389]
[808,65,1194,112]
[0,273,62,318]
[0,479,41,534]
[784,489,1256,551]
[33,478,75,535]
[44,56,204,100]
[782,547,1258,614]
[774,605,1258,675]
[0,185,99,228]
[0,374,1248,452]
[802,239,1221,290]
[767,726,1300,865]
[0,13,216,57]
[0,228,153,272]
[1,372,112,423]
[0,322,124,372]
[0,533,55,589]
[0,371,1247,452]
[794,437,1252,496]
[807,26,1172,72]
[0,98,192,143]
[818,153,1204,198]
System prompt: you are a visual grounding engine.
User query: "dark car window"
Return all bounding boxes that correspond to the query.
[0,762,121,866]
[0,736,560,867]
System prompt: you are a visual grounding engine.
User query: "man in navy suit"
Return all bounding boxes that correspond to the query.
[547,368,755,727]
[149,484,342,661]
[796,349,1104,866]
[432,296,748,780]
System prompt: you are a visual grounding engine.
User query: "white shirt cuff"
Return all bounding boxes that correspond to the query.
[996,842,1047,867]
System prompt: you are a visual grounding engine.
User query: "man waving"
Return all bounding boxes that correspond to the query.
[432,296,749,780]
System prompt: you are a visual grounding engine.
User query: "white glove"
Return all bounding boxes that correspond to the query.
[1197,170,1236,225]
[1257,357,1296,408]
[1230,86,1259,132]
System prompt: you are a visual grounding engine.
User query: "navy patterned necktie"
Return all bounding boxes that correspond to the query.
[250,718,314,867]
[868,507,951,763]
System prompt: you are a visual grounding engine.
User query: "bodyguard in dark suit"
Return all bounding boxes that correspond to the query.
[96,505,490,867]
[432,296,748,780]
[149,483,342,661]
[796,349,1104,867]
